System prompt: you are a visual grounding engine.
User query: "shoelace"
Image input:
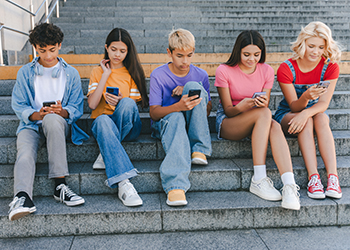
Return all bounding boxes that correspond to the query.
[328,176,339,190]
[261,177,274,187]
[281,184,300,198]
[308,176,324,189]
[8,196,25,213]
[57,184,76,202]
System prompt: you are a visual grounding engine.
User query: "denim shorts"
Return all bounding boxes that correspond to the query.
[215,103,227,140]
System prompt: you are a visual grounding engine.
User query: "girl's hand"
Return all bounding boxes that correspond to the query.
[303,85,327,100]
[254,94,268,108]
[235,98,256,112]
[176,94,202,111]
[287,111,309,134]
[172,86,184,96]
[100,59,111,76]
[105,92,123,106]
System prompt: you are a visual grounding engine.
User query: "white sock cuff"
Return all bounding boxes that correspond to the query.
[253,165,267,181]
[281,172,296,185]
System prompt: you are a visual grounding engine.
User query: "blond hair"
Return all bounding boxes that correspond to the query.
[168,28,195,52]
[291,21,341,63]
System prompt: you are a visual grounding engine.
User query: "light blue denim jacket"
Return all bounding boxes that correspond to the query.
[11,57,89,145]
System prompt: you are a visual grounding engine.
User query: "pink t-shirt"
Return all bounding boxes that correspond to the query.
[214,63,274,105]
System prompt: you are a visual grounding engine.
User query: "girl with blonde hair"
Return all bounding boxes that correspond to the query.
[274,21,342,199]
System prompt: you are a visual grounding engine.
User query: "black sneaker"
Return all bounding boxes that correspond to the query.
[54,184,85,206]
[8,192,36,221]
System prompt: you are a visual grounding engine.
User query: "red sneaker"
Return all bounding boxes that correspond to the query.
[325,174,342,199]
[307,174,325,199]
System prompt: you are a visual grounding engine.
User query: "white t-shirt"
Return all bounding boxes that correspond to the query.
[33,61,66,112]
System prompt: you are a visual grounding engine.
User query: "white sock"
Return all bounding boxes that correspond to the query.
[118,179,130,188]
[281,172,296,186]
[253,165,267,181]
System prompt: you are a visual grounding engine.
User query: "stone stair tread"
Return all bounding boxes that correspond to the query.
[0,188,349,237]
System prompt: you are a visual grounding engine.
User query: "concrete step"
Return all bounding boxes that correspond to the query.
[0,188,349,238]
[1,107,350,138]
[1,155,350,198]
[1,130,350,164]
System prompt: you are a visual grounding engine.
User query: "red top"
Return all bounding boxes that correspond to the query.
[277,57,339,85]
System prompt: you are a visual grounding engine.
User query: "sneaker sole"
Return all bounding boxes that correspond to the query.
[93,165,106,170]
[325,190,342,199]
[119,198,143,207]
[53,195,85,206]
[307,191,326,199]
[281,201,300,211]
[191,158,208,165]
[9,207,36,221]
[249,187,282,201]
[166,199,188,206]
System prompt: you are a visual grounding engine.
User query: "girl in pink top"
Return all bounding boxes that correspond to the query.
[215,30,300,210]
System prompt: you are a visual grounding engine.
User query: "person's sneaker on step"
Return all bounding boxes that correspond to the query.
[166,189,188,206]
[307,173,325,199]
[8,191,36,221]
[93,153,105,170]
[325,174,342,199]
[281,184,300,210]
[118,179,143,206]
[54,183,85,206]
[249,176,282,201]
[191,152,208,165]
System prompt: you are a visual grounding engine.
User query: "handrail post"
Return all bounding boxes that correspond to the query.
[45,0,49,23]
[30,0,36,59]
[0,28,4,66]
[56,0,60,18]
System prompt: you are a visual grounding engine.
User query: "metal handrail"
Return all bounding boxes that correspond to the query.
[0,0,65,65]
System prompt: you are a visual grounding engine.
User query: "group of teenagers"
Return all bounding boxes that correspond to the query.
[8,20,343,221]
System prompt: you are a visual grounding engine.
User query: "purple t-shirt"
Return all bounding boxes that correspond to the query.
[149,63,211,107]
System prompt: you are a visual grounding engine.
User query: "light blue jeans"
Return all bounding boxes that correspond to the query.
[152,81,212,193]
[91,98,141,188]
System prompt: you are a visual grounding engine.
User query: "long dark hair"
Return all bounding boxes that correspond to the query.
[104,28,149,108]
[225,30,266,67]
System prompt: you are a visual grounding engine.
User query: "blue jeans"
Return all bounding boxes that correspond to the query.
[91,98,141,188]
[152,81,212,193]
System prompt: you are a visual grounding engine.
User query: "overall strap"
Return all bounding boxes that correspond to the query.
[284,60,296,84]
[320,63,329,81]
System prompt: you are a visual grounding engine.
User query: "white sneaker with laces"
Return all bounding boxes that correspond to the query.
[8,193,36,221]
[249,176,282,201]
[93,153,105,170]
[54,184,85,206]
[281,184,301,210]
[118,180,143,207]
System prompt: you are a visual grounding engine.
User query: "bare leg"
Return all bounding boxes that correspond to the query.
[281,113,318,178]
[221,107,271,165]
[269,120,293,175]
[313,113,337,176]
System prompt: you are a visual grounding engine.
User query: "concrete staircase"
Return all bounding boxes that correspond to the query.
[1,0,350,239]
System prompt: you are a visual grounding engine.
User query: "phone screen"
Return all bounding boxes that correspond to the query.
[188,89,201,100]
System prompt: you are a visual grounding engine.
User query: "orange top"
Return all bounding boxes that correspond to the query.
[87,66,141,119]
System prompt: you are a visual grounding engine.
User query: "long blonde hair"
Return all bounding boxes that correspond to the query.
[291,21,341,63]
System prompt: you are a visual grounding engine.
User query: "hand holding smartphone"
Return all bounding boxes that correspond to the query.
[317,81,330,88]
[188,89,201,100]
[106,87,119,96]
[43,101,56,107]
[252,91,266,99]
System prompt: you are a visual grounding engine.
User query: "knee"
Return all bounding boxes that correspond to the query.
[165,112,186,127]
[257,107,272,121]
[115,97,138,113]
[270,119,283,133]
[314,113,329,125]
[92,115,113,132]
[42,114,65,131]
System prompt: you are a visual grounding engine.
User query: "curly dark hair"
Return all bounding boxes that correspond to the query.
[29,23,64,47]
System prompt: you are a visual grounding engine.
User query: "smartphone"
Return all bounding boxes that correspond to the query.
[43,101,56,107]
[106,87,119,96]
[252,92,266,98]
[188,89,201,100]
[317,81,330,88]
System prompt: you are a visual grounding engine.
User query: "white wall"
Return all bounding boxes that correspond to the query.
[0,0,48,51]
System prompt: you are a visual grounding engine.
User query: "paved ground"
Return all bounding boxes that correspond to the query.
[1,225,350,250]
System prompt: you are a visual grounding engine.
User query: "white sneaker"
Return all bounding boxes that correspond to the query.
[281,184,301,210]
[249,176,282,201]
[118,180,143,207]
[93,153,105,170]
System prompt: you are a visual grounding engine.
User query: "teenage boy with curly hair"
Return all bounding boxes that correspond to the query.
[9,23,88,221]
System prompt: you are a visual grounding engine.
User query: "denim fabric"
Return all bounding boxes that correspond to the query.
[215,103,227,140]
[91,98,141,188]
[14,114,69,199]
[151,81,212,193]
[11,57,89,145]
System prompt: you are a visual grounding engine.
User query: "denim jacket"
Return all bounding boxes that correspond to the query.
[11,57,89,145]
